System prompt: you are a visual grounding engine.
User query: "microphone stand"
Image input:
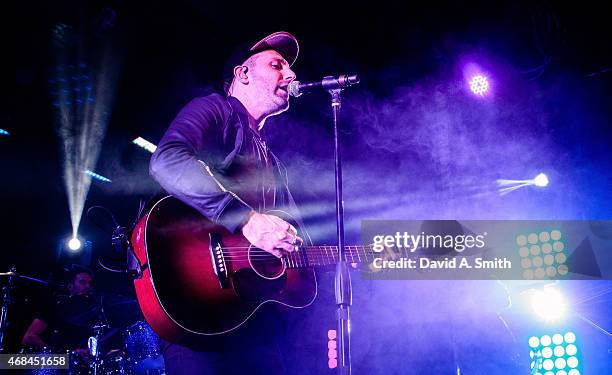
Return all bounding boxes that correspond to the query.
[329,88,352,375]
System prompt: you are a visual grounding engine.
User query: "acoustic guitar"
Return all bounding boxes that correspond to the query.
[131,196,375,344]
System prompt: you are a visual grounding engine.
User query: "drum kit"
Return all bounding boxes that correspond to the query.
[1,267,165,374]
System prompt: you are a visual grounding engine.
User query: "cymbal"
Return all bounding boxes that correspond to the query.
[57,293,143,329]
[100,293,144,328]
[0,271,48,285]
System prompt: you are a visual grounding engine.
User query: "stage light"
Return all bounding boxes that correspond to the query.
[517,230,567,280]
[469,74,489,96]
[327,329,337,369]
[84,169,112,183]
[68,237,82,251]
[133,137,157,153]
[534,173,549,187]
[528,332,581,374]
[496,172,550,195]
[530,288,566,321]
[0,128,10,136]
[52,23,73,48]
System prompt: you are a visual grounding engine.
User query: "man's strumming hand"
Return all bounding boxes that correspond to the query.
[241,211,303,258]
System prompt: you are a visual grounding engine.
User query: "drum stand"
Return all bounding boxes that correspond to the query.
[0,266,17,353]
[89,320,109,375]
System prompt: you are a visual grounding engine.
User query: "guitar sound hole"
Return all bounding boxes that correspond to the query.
[248,247,285,279]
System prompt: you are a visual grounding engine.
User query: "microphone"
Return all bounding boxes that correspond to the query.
[288,74,360,97]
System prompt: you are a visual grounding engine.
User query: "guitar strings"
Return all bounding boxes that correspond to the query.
[217,247,377,256]
[218,250,375,257]
[209,245,381,265]
[215,247,378,263]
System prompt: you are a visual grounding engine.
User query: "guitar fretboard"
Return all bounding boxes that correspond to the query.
[284,245,393,269]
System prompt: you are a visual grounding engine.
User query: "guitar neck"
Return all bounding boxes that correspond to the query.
[284,245,394,269]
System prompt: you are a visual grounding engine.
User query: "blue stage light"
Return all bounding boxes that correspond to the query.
[0,129,10,136]
[527,332,582,375]
[84,170,112,183]
[132,137,157,153]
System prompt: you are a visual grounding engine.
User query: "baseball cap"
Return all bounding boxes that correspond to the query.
[223,31,299,93]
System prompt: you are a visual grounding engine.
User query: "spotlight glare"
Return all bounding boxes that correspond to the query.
[531,288,566,321]
[534,173,549,187]
[68,237,82,251]
[133,137,157,153]
[0,128,10,136]
[468,74,489,96]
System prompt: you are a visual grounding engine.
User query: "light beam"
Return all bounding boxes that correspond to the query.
[51,23,119,240]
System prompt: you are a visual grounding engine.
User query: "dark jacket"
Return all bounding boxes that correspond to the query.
[150,93,300,233]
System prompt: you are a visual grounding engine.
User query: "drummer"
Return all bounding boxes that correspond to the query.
[21,265,95,356]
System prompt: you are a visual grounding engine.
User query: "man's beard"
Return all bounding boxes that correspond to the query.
[265,95,290,117]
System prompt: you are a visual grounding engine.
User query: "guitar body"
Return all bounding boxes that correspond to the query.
[131,196,317,345]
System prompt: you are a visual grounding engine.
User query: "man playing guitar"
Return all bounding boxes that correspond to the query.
[148,31,305,374]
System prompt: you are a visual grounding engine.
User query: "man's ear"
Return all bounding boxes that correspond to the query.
[233,65,249,83]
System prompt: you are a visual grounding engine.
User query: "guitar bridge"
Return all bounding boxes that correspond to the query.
[209,233,229,288]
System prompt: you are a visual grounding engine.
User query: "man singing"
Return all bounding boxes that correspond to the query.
[150,31,306,374]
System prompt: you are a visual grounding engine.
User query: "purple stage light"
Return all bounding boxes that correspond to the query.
[469,74,489,96]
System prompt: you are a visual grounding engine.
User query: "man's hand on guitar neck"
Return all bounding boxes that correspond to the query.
[241,211,303,258]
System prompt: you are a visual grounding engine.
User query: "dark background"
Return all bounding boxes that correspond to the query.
[2,1,611,373]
